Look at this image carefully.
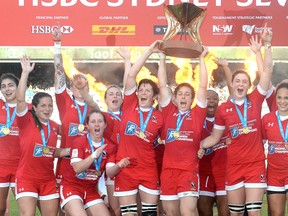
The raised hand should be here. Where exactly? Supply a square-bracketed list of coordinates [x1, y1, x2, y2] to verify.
[52, 23, 62, 42]
[249, 35, 262, 53]
[116, 47, 131, 60]
[20, 55, 35, 74]
[72, 74, 88, 90]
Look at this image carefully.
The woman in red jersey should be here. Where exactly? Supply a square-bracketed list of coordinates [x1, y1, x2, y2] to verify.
[200, 25, 273, 216]
[0, 73, 20, 216]
[15, 56, 70, 216]
[262, 82, 288, 216]
[114, 40, 163, 216]
[60, 109, 130, 216]
[157, 46, 208, 216]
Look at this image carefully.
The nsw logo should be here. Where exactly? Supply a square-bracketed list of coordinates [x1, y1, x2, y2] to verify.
[125, 121, 137, 135]
[230, 127, 239, 138]
[212, 25, 233, 35]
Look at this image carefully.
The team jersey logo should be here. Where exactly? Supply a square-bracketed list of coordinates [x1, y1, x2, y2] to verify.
[0, 124, 7, 137]
[205, 147, 213, 155]
[33, 146, 44, 157]
[268, 144, 275, 154]
[230, 127, 239, 138]
[166, 128, 177, 143]
[69, 125, 79, 136]
[76, 171, 87, 179]
[125, 121, 137, 135]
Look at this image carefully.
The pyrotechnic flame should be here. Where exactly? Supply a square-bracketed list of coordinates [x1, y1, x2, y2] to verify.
[136, 66, 158, 84]
[62, 54, 107, 110]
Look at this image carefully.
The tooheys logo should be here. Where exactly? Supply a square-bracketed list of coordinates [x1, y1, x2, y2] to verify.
[92, 25, 135, 35]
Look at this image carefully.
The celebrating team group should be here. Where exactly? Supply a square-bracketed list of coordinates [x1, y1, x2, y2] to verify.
[0, 23, 287, 216]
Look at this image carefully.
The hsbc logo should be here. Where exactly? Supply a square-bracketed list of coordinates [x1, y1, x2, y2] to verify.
[31, 25, 74, 34]
[212, 25, 233, 35]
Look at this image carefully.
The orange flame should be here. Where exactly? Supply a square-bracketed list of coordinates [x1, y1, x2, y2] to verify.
[62, 54, 107, 110]
[136, 66, 158, 84]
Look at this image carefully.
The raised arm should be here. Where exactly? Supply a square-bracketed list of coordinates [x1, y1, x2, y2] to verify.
[116, 47, 131, 87]
[16, 56, 35, 114]
[258, 23, 273, 92]
[52, 25, 66, 91]
[157, 53, 171, 105]
[125, 40, 163, 93]
[215, 58, 233, 95]
[72, 74, 100, 110]
[196, 46, 209, 104]
[249, 34, 263, 76]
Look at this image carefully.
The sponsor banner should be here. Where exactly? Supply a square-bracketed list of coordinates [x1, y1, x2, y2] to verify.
[0, 1, 287, 46]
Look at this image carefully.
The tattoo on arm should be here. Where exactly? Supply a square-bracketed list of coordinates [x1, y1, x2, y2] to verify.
[54, 54, 66, 90]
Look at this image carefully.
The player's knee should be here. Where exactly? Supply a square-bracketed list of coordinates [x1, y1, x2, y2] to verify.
[228, 203, 245, 214]
[120, 203, 137, 215]
[245, 201, 262, 212]
[141, 202, 157, 216]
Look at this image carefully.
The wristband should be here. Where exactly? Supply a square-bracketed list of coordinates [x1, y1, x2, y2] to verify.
[101, 194, 106, 200]
[264, 43, 271, 49]
[54, 42, 61, 54]
[90, 149, 99, 159]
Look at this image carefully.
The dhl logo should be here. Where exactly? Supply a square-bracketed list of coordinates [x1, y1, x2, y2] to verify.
[92, 25, 135, 35]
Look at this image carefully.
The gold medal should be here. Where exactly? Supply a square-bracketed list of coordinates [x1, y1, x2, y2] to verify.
[174, 131, 179, 139]
[95, 170, 102, 176]
[242, 127, 250, 134]
[78, 124, 85, 132]
[157, 137, 163, 144]
[139, 132, 145, 139]
[285, 143, 288, 151]
[43, 146, 50, 154]
[3, 127, 10, 135]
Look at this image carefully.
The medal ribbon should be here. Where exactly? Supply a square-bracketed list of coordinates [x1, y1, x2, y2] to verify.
[88, 134, 104, 171]
[5, 103, 17, 129]
[40, 121, 51, 148]
[107, 110, 122, 121]
[176, 110, 191, 132]
[72, 98, 88, 125]
[139, 107, 154, 133]
[276, 111, 288, 143]
[232, 98, 248, 128]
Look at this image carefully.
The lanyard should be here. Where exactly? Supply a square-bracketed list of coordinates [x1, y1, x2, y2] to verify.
[88, 134, 104, 171]
[175, 110, 191, 132]
[107, 110, 122, 121]
[138, 107, 154, 133]
[72, 98, 88, 125]
[5, 103, 16, 128]
[232, 98, 248, 128]
[276, 111, 288, 143]
[40, 121, 51, 147]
